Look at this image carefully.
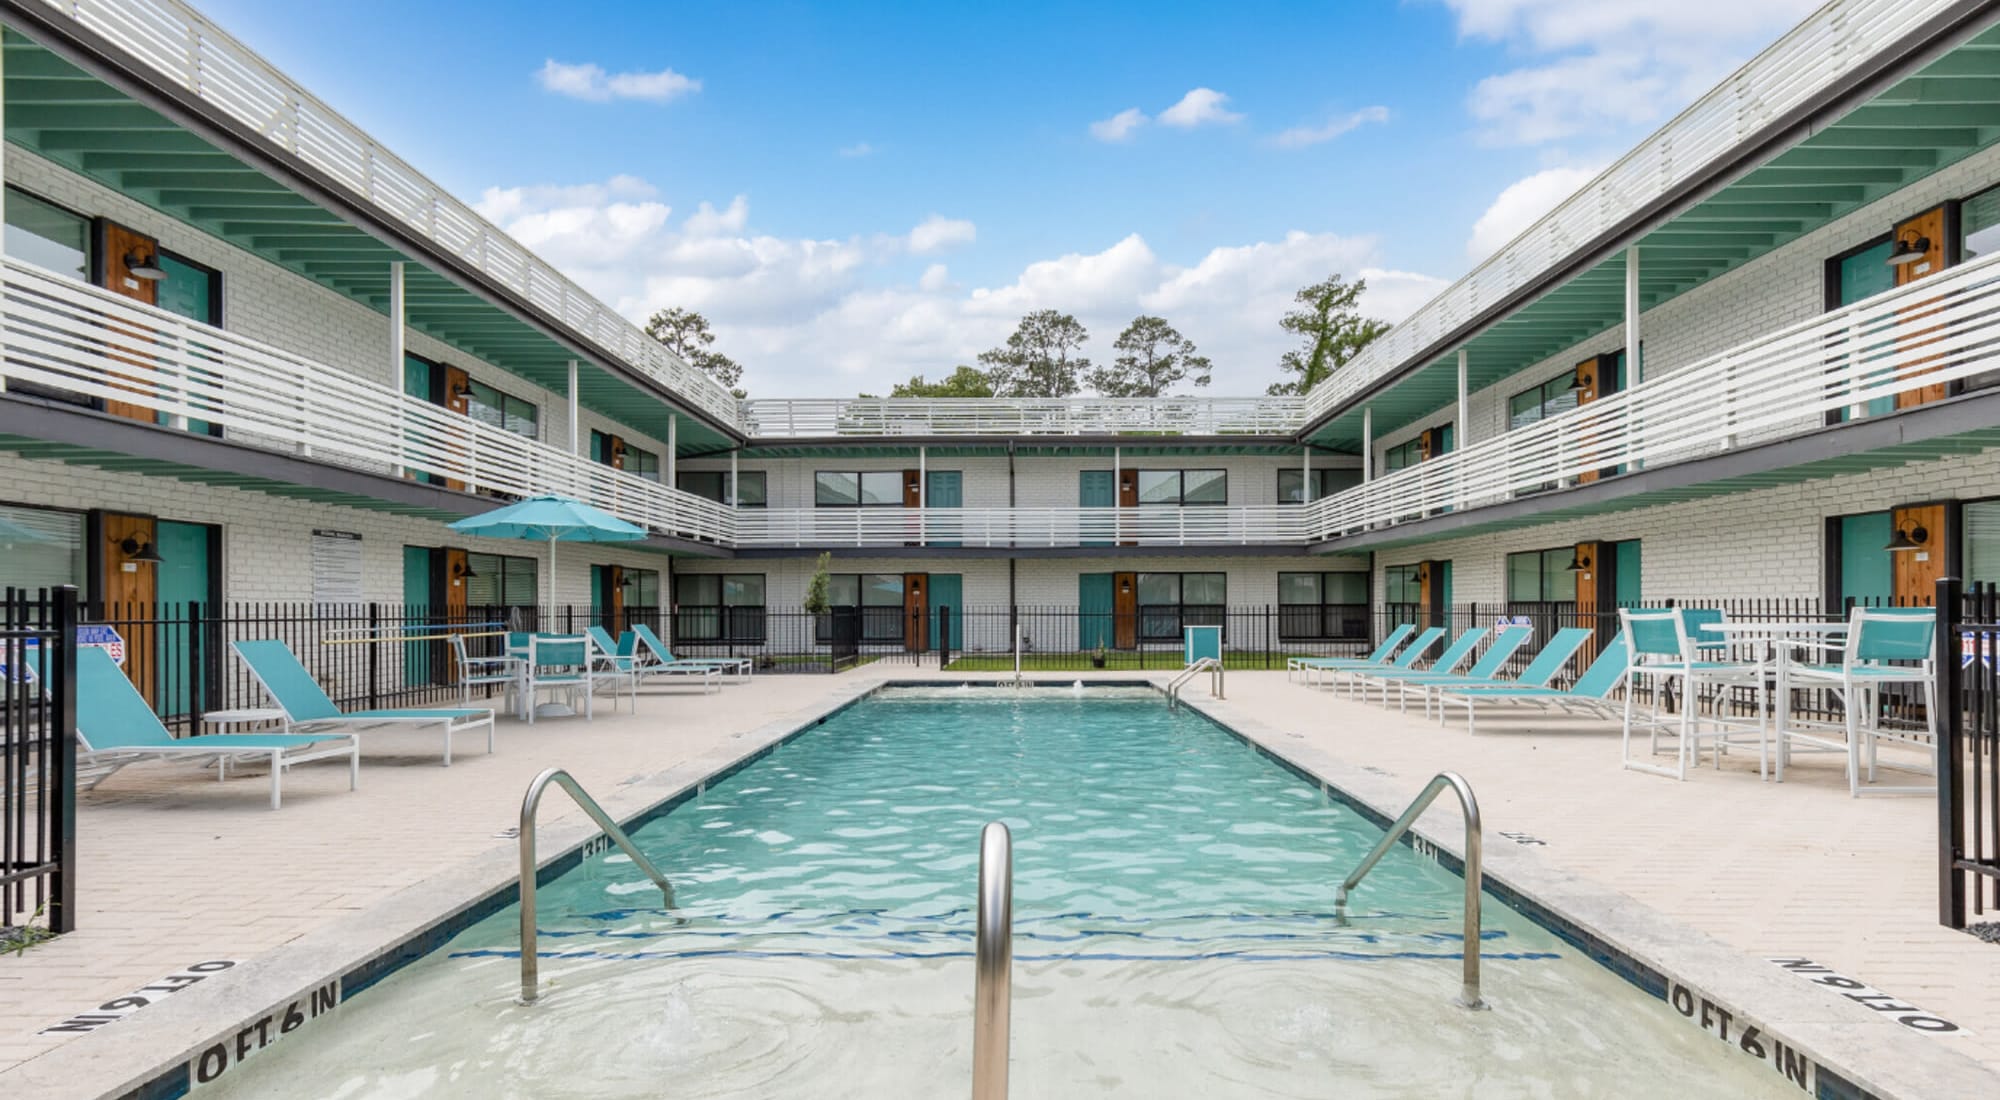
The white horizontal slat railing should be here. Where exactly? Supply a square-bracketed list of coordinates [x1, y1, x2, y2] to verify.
[731, 505, 1308, 548]
[1302, 250, 2000, 540]
[739, 396, 1308, 437]
[0, 259, 735, 543]
[29, 0, 744, 432]
[1301, 0, 1959, 425]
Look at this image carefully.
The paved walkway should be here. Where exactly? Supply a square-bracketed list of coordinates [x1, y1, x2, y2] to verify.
[3, 667, 1996, 1088]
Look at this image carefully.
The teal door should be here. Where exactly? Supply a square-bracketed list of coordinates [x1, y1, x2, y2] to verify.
[1436, 561, 1453, 627]
[1079, 573, 1115, 650]
[1080, 471, 1115, 547]
[927, 470, 963, 547]
[404, 355, 438, 483]
[1612, 540, 1642, 608]
[1835, 242, 1897, 421]
[403, 546, 437, 685]
[154, 521, 213, 717]
[1838, 513, 1893, 608]
[928, 573, 963, 649]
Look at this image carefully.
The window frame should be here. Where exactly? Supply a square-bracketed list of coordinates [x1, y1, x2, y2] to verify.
[1504, 547, 1578, 605]
[464, 551, 539, 607]
[3, 185, 92, 284]
[815, 470, 904, 507]
[1133, 570, 1226, 641]
[464, 378, 539, 441]
[813, 572, 905, 642]
[674, 571, 767, 642]
[1278, 467, 1360, 504]
[154, 248, 223, 327]
[1277, 570, 1369, 641]
[1133, 469, 1229, 507]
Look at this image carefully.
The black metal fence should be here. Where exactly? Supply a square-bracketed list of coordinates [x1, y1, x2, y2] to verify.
[3, 586, 77, 936]
[1939, 578, 2000, 930]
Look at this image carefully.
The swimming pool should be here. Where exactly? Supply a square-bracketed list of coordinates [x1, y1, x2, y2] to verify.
[203, 687, 1795, 1097]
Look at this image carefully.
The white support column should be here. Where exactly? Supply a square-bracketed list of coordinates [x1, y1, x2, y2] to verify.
[666, 413, 678, 487]
[1456, 347, 1469, 440]
[1362, 407, 1374, 482]
[729, 449, 739, 506]
[388, 261, 405, 474]
[1113, 446, 1122, 544]
[1301, 446, 1312, 503]
[1625, 247, 1641, 383]
[918, 445, 928, 545]
[567, 359, 580, 456]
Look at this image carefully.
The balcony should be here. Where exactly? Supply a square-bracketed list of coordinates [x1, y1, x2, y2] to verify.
[732, 506, 1307, 549]
[739, 396, 1307, 438]
[1304, 249, 2000, 540]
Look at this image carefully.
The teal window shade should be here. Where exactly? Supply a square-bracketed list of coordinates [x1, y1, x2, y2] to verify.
[4, 188, 88, 280]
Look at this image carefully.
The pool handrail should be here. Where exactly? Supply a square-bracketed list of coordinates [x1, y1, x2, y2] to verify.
[1166, 657, 1223, 708]
[517, 767, 676, 1005]
[973, 820, 1013, 1099]
[1333, 771, 1487, 1010]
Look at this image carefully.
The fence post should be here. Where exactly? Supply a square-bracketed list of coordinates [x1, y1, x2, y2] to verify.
[1264, 606, 1273, 670]
[366, 603, 382, 712]
[187, 601, 206, 733]
[50, 585, 79, 933]
[1937, 575, 1965, 929]
[939, 605, 952, 671]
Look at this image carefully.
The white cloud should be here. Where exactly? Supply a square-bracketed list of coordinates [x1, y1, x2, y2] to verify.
[907, 215, 977, 255]
[1271, 105, 1390, 149]
[1090, 107, 1147, 143]
[475, 175, 1444, 396]
[1465, 164, 1602, 260]
[1158, 87, 1242, 129]
[838, 142, 874, 158]
[1438, 0, 1820, 144]
[536, 59, 702, 103]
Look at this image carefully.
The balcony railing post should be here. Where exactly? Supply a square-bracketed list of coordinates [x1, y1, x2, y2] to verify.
[1937, 575, 1965, 929]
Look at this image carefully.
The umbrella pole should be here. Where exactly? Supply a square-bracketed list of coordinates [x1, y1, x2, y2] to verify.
[533, 531, 577, 719]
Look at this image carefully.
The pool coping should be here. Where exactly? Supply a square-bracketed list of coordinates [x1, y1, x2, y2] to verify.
[10, 676, 1995, 1099]
[1176, 687, 2000, 1100]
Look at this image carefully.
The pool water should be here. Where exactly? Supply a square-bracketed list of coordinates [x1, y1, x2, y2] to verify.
[206, 688, 1793, 1098]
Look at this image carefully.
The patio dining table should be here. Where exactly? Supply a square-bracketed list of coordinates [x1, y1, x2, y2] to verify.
[505, 633, 594, 719]
[1709, 621, 1849, 781]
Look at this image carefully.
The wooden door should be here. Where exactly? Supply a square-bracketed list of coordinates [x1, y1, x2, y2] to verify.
[98, 221, 162, 423]
[1572, 541, 1602, 668]
[1893, 205, 1951, 410]
[1117, 470, 1139, 546]
[902, 572, 928, 652]
[1113, 572, 1138, 649]
[444, 548, 470, 615]
[1890, 503, 1948, 606]
[606, 565, 626, 634]
[441, 366, 471, 490]
[1573, 358, 1603, 484]
[99, 511, 159, 703]
[1417, 561, 1437, 627]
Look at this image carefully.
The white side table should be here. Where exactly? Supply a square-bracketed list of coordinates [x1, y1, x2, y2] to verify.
[201, 707, 290, 734]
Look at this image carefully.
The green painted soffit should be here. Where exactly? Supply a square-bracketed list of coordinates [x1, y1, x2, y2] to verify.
[1305, 22, 2000, 453]
[1323, 426, 2000, 554]
[728, 440, 1318, 459]
[0, 30, 730, 454]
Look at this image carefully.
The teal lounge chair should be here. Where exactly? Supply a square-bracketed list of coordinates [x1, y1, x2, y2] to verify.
[232, 640, 495, 765]
[1308, 627, 1445, 694]
[1389, 627, 1589, 718]
[1286, 624, 1413, 682]
[586, 626, 714, 697]
[1437, 633, 1630, 734]
[632, 624, 750, 683]
[69, 646, 357, 809]
[1360, 626, 1537, 712]
[1345, 628, 1490, 705]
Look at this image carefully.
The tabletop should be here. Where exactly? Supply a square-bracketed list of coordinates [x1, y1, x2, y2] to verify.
[1709, 621, 1848, 634]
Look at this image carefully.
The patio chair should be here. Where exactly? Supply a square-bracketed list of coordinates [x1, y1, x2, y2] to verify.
[1310, 626, 1445, 695]
[1286, 624, 1413, 682]
[1345, 627, 1495, 707]
[68, 646, 357, 810]
[1618, 609, 1768, 781]
[585, 626, 709, 699]
[448, 633, 523, 718]
[231, 639, 496, 765]
[1436, 633, 1629, 734]
[521, 634, 603, 722]
[632, 624, 751, 683]
[1367, 626, 1549, 714]
[1785, 606, 1937, 797]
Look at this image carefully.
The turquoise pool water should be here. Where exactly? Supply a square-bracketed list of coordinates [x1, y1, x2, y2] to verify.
[206, 687, 1793, 1098]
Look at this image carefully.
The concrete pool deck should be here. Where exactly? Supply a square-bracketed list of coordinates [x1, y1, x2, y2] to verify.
[0, 668, 1995, 1097]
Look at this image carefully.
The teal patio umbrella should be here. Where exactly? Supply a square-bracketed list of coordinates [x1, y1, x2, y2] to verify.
[447, 495, 647, 602]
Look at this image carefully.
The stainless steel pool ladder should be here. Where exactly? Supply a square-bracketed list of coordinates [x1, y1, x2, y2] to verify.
[516, 767, 675, 1006]
[1166, 657, 1223, 708]
[973, 820, 1013, 1100]
[1334, 771, 1487, 1010]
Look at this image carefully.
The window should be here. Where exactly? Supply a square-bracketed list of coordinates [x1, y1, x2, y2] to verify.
[0, 503, 86, 593]
[156, 252, 221, 326]
[1279, 571, 1368, 640]
[466, 381, 538, 440]
[1505, 548, 1578, 604]
[815, 471, 903, 506]
[622, 442, 661, 482]
[1966, 501, 2000, 587]
[813, 572, 905, 642]
[465, 553, 538, 607]
[1382, 439, 1423, 472]
[3, 188, 89, 281]
[1963, 185, 2000, 263]
[1509, 376, 1578, 430]
[1135, 470, 1228, 506]
[1135, 571, 1225, 641]
[679, 470, 767, 506]
[675, 572, 765, 641]
[1279, 468, 1361, 504]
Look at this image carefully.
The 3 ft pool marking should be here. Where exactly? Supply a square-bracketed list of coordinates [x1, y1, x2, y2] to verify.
[1667, 979, 1817, 1093]
[1767, 958, 1965, 1035]
[188, 977, 342, 1088]
[41, 961, 238, 1034]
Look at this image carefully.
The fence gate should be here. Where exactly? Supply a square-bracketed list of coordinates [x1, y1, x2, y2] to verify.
[2, 586, 79, 936]
[1939, 578, 2000, 929]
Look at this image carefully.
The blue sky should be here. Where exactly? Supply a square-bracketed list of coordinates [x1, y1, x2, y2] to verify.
[193, 0, 1820, 396]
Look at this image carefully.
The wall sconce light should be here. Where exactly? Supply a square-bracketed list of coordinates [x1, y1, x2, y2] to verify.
[1887, 230, 1932, 268]
[123, 251, 167, 281]
[1884, 523, 1930, 552]
[1568, 369, 1592, 392]
[452, 560, 479, 579]
[1565, 550, 1593, 572]
[1119, 577, 1133, 595]
[114, 534, 164, 563]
